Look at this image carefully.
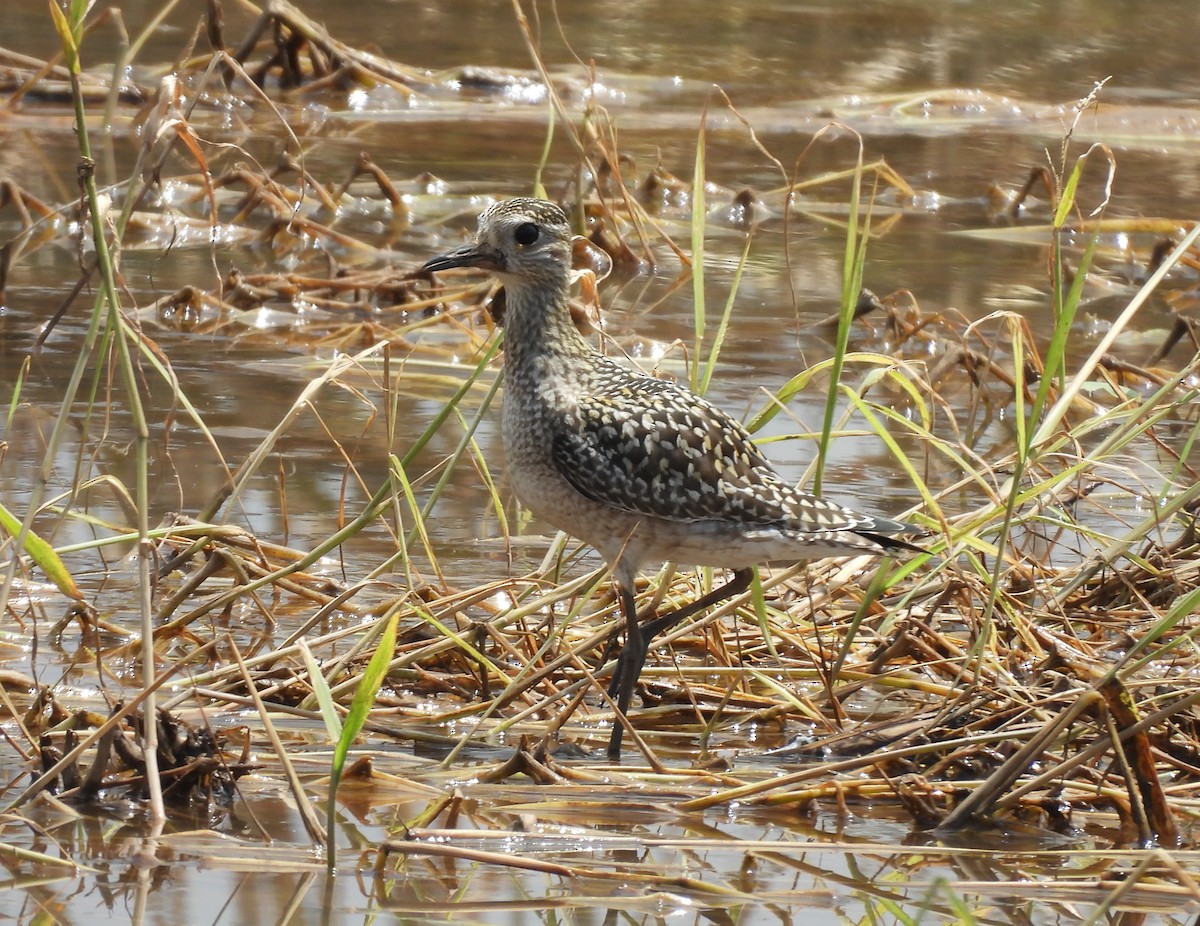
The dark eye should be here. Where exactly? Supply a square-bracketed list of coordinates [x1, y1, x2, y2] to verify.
[514, 222, 540, 246]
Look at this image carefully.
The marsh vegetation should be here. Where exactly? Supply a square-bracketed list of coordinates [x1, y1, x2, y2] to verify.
[5, 2, 1200, 923]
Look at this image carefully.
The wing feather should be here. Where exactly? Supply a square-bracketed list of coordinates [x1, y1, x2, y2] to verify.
[550, 373, 867, 531]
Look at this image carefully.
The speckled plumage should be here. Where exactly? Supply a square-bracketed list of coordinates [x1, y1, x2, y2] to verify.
[423, 197, 923, 758]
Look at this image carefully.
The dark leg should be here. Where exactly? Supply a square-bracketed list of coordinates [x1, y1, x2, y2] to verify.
[606, 568, 754, 760]
[607, 582, 645, 712]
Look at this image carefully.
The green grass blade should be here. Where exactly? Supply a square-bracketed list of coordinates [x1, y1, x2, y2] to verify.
[814, 142, 867, 495]
[699, 231, 752, 395]
[1035, 149, 1102, 418]
[1032, 221, 1200, 448]
[5, 356, 29, 431]
[0, 501, 82, 601]
[690, 97, 709, 392]
[299, 640, 343, 743]
[326, 609, 399, 874]
[401, 365, 504, 557]
[390, 454, 442, 582]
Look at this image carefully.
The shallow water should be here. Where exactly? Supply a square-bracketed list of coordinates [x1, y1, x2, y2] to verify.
[4, 1, 1200, 924]
[5, 0, 1200, 562]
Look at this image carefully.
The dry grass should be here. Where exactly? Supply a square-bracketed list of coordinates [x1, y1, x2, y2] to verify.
[4, 1, 1200, 920]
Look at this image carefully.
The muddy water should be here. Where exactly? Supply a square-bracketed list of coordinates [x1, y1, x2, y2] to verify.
[4, 0, 1200, 571]
[4, 1, 1200, 924]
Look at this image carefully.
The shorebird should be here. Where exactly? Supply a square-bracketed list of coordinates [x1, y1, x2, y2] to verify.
[423, 197, 923, 759]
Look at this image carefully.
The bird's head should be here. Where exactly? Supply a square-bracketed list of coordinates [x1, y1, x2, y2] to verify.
[422, 198, 572, 290]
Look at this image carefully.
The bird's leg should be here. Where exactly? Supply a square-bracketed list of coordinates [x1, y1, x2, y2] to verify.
[604, 580, 645, 760]
[606, 568, 754, 759]
[641, 568, 754, 642]
[607, 581, 645, 709]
